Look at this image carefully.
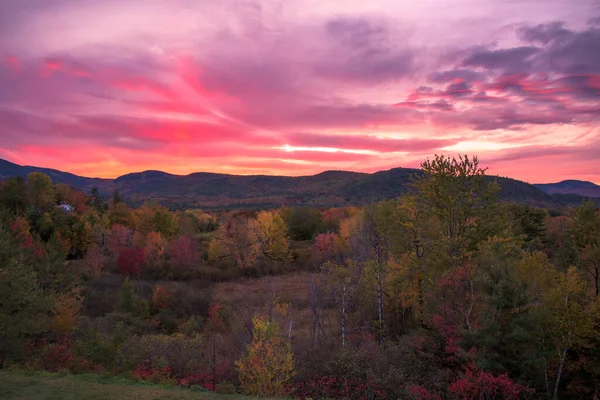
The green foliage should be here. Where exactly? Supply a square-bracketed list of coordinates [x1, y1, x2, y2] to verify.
[571, 200, 600, 296]
[25, 172, 55, 211]
[281, 207, 323, 240]
[0, 177, 27, 215]
[0, 223, 54, 368]
[411, 154, 503, 265]
[117, 278, 148, 318]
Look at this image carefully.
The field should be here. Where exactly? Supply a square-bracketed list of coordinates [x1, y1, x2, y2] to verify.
[0, 370, 273, 400]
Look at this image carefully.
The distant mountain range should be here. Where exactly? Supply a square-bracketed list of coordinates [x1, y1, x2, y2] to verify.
[1, 158, 597, 210]
[535, 180, 600, 198]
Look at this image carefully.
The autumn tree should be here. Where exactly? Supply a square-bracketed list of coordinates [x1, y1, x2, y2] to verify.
[168, 235, 199, 268]
[151, 284, 170, 312]
[236, 316, 294, 396]
[256, 210, 292, 261]
[117, 247, 145, 276]
[83, 244, 106, 277]
[143, 231, 167, 264]
[106, 224, 134, 256]
[51, 288, 82, 335]
[209, 216, 261, 268]
[323, 261, 360, 346]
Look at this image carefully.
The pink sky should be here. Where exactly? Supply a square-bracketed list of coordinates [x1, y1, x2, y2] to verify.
[0, 0, 599, 183]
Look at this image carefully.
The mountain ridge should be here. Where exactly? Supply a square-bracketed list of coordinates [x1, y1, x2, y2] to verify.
[1, 158, 597, 209]
[535, 180, 600, 198]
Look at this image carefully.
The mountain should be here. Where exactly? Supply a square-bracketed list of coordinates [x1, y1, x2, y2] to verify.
[0, 158, 594, 209]
[535, 180, 600, 198]
[0, 158, 105, 188]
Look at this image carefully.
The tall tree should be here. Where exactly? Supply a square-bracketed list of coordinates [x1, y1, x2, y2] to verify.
[25, 172, 55, 211]
[571, 200, 600, 296]
[411, 154, 501, 266]
[540, 267, 596, 399]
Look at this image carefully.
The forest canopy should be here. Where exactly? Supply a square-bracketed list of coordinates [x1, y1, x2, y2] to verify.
[0, 155, 599, 400]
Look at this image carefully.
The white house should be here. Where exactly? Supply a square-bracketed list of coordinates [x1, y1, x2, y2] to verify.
[57, 203, 74, 212]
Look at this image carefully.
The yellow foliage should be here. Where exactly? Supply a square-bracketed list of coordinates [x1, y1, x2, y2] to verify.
[52, 288, 82, 335]
[256, 211, 291, 261]
[236, 316, 294, 397]
[144, 231, 167, 263]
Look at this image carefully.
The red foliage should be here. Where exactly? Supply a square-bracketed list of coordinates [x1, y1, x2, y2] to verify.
[313, 232, 338, 264]
[291, 375, 386, 400]
[10, 219, 44, 261]
[168, 234, 199, 268]
[407, 385, 441, 400]
[106, 224, 134, 256]
[448, 363, 533, 400]
[432, 265, 479, 363]
[40, 338, 75, 372]
[151, 284, 170, 311]
[133, 362, 172, 383]
[178, 372, 215, 391]
[117, 247, 145, 276]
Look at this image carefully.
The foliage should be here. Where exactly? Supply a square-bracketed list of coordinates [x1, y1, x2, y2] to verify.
[117, 248, 145, 276]
[448, 363, 533, 400]
[236, 316, 294, 396]
[0, 222, 55, 368]
[1, 160, 599, 399]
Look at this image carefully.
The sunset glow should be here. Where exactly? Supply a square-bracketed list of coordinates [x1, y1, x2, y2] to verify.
[1, 0, 599, 183]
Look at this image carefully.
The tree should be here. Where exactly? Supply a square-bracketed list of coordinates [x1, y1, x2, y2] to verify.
[168, 235, 198, 268]
[117, 277, 148, 317]
[112, 190, 122, 206]
[51, 288, 82, 335]
[411, 154, 501, 266]
[25, 172, 55, 211]
[281, 207, 323, 241]
[143, 231, 167, 264]
[0, 177, 26, 215]
[236, 316, 294, 396]
[209, 217, 261, 268]
[89, 187, 104, 210]
[83, 244, 106, 277]
[256, 211, 292, 261]
[106, 224, 134, 256]
[571, 200, 600, 296]
[540, 267, 596, 399]
[151, 285, 170, 312]
[0, 222, 53, 369]
[117, 247, 145, 276]
[323, 261, 360, 346]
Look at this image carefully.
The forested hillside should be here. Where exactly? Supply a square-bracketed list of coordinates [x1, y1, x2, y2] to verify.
[1, 155, 599, 399]
[2, 158, 595, 210]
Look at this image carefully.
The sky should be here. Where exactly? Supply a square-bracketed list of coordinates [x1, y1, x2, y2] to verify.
[0, 0, 599, 183]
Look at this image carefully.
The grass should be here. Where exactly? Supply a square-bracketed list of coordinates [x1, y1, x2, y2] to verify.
[0, 370, 270, 400]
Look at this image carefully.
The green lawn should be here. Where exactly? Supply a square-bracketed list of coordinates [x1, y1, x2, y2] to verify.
[0, 370, 267, 400]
